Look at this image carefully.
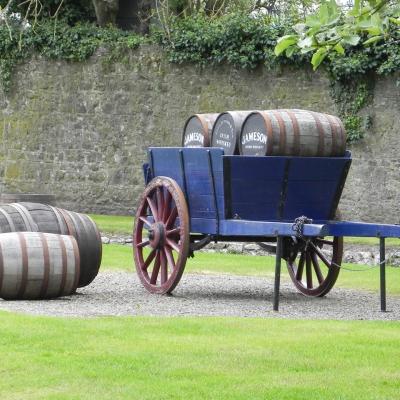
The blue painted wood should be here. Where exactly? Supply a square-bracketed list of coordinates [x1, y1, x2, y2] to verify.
[148, 147, 224, 234]
[224, 154, 351, 222]
[325, 221, 400, 238]
[219, 219, 329, 237]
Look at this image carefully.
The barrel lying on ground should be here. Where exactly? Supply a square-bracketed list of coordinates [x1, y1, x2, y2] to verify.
[0, 203, 102, 288]
[211, 111, 255, 155]
[182, 113, 219, 148]
[0, 232, 80, 300]
[239, 109, 346, 156]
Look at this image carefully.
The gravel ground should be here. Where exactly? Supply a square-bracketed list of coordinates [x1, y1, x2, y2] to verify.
[0, 271, 399, 320]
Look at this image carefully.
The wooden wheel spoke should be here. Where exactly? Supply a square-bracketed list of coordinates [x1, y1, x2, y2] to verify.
[164, 246, 175, 271]
[137, 239, 150, 248]
[160, 249, 168, 284]
[309, 241, 332, 269]
[315, 238, 334, 246]
[285, 235, 342, 297]
[165, 206, 178, 228]
[134, 177, 189, 294]
[156, 188, 165, 221]
[166, 227, 181, 237]
[166, 238, 180, 253]
[296, 252, 305, 281]
[311, 252, 324, 284]
[150, 251, 161, 284]
[142, 248, 157, 270]
[162, 190, 172, 222]
[146, 196, 159, 222]
[305, 252, 313, 289]
[139, 216, 152, 228]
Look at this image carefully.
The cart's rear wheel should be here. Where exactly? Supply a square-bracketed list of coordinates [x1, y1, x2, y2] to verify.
[133, 177, 189, 294]
[285, 236, 343, 297]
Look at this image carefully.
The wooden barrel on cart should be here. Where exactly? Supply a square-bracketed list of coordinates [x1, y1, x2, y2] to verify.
[182, 113, 219, 147]
[211, 111, 255, 155]
[239, 109, 346, 156]
[0, 232, 80, 300]
[0, 203, 102, 288]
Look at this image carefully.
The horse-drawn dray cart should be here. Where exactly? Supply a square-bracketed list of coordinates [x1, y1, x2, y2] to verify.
[133, 147, 400, 311]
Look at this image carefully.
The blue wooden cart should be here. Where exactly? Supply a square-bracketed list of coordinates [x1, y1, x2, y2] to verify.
[133, 147, 400, 311]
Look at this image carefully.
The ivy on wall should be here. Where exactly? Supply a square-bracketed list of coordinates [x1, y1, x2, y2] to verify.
[1, 13, 399, 142]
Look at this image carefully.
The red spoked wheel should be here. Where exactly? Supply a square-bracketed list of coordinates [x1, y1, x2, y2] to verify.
[285, 236, 343, 297]
[133, 177, 190, 294]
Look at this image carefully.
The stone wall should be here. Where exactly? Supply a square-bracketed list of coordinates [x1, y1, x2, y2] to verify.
[0, 46, 399, 223]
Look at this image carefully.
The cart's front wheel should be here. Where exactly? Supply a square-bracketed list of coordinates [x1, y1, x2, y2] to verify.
[286, 236, 343, 297]
[133, 177, 190, 294]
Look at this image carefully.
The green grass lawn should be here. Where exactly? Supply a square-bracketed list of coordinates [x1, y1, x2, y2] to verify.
[1, 217, 399, 399]
[102, 244, 400, 294]
[90, 214, 400, 247]
[0, 312, 399, 400]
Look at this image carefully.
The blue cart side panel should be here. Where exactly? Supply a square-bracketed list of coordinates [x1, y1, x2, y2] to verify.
[224, 152, 351, 222]
[148, 147, 224, 234]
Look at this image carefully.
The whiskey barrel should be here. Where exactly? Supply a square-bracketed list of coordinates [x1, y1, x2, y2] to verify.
[239, 109, 346, 156]
[0, 203, 102, 288]
[211, 111, 255, 155]
[182, 113, 219, 147]
[0, 232, 80, 300]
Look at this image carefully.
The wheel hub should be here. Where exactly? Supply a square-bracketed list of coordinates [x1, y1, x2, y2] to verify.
[148, 222, 166, 249]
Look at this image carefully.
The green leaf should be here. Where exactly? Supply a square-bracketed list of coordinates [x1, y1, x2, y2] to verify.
[311, 48, 328, 70]
[298, 36, 313, 49]
[341, 35, 361, 46]
[285, 46, 296, 57]
[305, 14, 322, 28]
[363, 35, 383, 45]
[274, 35, 298, 56]
[334, 43, 345, 55]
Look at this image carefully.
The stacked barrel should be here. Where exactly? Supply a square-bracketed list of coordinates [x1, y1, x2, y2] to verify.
[182, 109, 346, 156]
[0, 202, 102, 300]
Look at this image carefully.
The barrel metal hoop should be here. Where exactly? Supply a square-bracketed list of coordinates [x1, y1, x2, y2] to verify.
[9, 203, 39, 232]
[38, 232, 50, 298]
[284, 110, 301, 156]
[0, 208, 15, 232]
[272, 110, 287, 154]
[70, 236, 81, 291]
[260, 112, 274, 155]
[326, 114, 339, 156]
[310, 111, 325, 156]
[335, 116, 347, 150]
[56, 208, 76, 237]
[17, 232, 29, 298]
[49, 206, 69, 235]
[56, 235, 68, 297]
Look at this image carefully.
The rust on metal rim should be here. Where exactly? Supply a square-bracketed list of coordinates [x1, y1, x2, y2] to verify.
[17, 232, 29, 298]
[39, 232, 50, 298]
[284, 110, 300, 155]
[71, 236, 81, 292]
[310, 111, 325, 156]
[50, 206, 68, 235]
[271, 110, 287, 154]
[56, 208, 76, 237]
[326, 114, 339, 156]
[9, 203, 38, 231]
[258, 111, 274, 155]
[57, 235, 68, 297]
[0, 242, 3, 293]
[0, 207, 15, 232]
